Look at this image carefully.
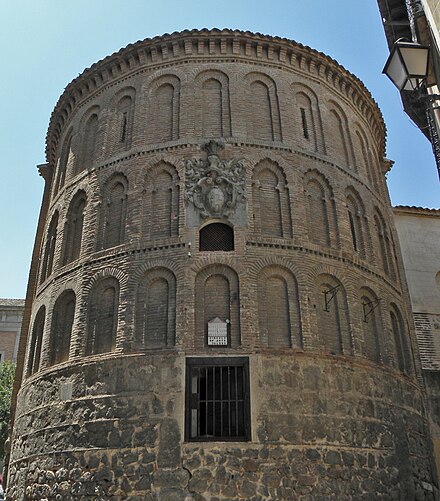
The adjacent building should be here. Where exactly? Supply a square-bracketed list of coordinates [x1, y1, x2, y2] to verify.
[394, 205, 440, 477]
[0, 299, 24, 363]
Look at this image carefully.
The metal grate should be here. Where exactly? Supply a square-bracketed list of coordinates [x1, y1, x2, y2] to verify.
[186, 358, 250, 441]
[199, 223, 234, 251]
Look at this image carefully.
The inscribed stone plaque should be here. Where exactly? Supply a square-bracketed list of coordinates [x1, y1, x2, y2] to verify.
[207, 317, 228, 346]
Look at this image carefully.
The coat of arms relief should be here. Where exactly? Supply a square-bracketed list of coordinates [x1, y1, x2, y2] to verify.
[184, 141, 246, 219]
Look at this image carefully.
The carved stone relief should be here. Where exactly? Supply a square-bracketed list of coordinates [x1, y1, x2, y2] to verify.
[185, 141, 246, 219]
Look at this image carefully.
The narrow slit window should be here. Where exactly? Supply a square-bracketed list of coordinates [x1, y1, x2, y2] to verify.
[300, 107, 309, 140]
[120, 112, 128, 143]
[348, 210, 358, 251]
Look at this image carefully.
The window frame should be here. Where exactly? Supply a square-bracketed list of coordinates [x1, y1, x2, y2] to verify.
[185, 357, 251, 442]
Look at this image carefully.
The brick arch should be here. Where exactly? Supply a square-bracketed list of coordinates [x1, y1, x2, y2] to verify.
[61, 190, 87, 265]
[97, 172, 129, 250]
[76, 105, 101, 175]
[122, 261, 178, 350]
[49, 289, 76, 366]
[257, 265, 302, 349]
[96, 162, 133, 184]
[389, 302, 413, 374]
[359, 286, 383, 365]
[244, 72, 282, 142]
[344, 185, 365, 210]
[62, 176, 95, 211]
[370, 145, 387, 197]
[77, 104, 100, 126]
[194, 69, 231, 138]
[86, 276, 120, 355]
[303, 169, 339, 248]
[142, 161, 180, 241]
[26, 305, 46, 377]
[109, 86, 136, 151]
[54, 127, 74, 195]
[134, 267, 176, 350]
[312, 273, 353, 356]
[251, 159, 292, 238]
[194, 264, 240, 349]
[148, 74, 180, 142]
[291, 83, 325, 154]
[247, 155, 302, 201]
[244, 71, 278, 90]
[40, 210, 59, 284]
[247, 255, 306, 285]
[112, 86, 136, 108]
[326, 100, 355, 169]
[146, 71, 181, 93]
[345, 185, 369, 259]
[129, 259, 184, 286]
[83, 267, 128, 295]
[354, 125, 378, 189]
[303, 168, 334, 194]
[373, 207, 396, 280]
[307, 263, 346, 284]
[49, 275, 83, 300]
[189, 254, 239, 275]
[133, 153, 185, 186]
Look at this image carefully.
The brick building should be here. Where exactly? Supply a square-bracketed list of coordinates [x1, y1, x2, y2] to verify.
[0, 299, 24, 363]
[7, 30, 439, 499]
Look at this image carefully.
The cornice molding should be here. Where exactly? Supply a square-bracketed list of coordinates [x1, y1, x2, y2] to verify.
[393, 205, 440, 216]
[46, 29, 386, 168]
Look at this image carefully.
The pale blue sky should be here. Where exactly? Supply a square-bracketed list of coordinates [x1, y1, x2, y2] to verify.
[1, 0, 439, 297]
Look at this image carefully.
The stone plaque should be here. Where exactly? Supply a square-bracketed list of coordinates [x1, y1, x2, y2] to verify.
[60, 381, 73, 401]
[207, 317, 228, 346]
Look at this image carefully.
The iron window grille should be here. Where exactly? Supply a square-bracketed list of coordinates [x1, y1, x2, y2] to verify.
[185, 357, 250, 442]
[199, 223, 234, 251]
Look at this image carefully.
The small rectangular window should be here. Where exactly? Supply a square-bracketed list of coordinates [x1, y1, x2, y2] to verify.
[185, 357, 250, 442]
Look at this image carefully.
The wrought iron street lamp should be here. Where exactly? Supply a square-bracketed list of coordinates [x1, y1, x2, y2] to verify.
[383, 39, 430, 91]
[383, 39, 440, 178]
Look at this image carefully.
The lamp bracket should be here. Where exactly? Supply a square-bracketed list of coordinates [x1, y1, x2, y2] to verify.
[323, 285, 340, 312]
[362, 298, 381, 322]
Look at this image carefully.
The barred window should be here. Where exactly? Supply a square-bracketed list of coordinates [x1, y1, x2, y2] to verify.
[186, 357, 250, 441]
[199, 223, 234, 251]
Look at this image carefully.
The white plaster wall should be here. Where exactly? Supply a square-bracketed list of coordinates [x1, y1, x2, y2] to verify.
[394, 210, 440, 314]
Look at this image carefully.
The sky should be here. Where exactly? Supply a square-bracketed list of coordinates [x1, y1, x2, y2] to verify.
[0, 0, 439, 298]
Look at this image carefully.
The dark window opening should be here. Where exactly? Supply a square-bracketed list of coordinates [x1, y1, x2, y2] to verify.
[186, 357, 250, 442]
[199, 223, 234, 251]
[348, 211, 358, 251]
[120, 112, 128, 143]
[300, 107, 309, 139]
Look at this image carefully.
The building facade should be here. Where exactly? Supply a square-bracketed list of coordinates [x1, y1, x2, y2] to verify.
[7, 30, 439, 499]
[394, 205, 440, 479]
[0, 299, 24, 363]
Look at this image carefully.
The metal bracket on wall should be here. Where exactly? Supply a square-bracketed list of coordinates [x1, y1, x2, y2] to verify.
[362, 298, 381, 322]
[323, 285, 340, 312]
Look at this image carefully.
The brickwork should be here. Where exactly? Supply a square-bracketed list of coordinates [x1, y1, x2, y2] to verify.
[7, 30, 438, 499]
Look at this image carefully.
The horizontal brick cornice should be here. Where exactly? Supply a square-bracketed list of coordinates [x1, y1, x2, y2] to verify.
[45, 29, 386, 168]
